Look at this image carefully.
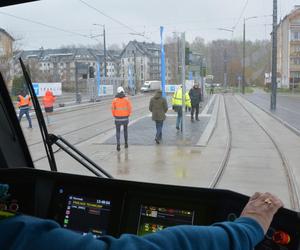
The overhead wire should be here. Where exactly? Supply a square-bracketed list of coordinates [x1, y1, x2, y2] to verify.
[232, 0, 249, 31]
[0, 11, 92, 39]
[78, 0, 141, 35]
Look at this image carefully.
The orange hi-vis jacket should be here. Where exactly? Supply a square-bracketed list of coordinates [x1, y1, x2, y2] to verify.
[111, 97, 132, 117]
[43, 90, 56, 108]
[17, 95, 32, 108]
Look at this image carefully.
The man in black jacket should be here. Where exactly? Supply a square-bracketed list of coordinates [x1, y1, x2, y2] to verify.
[189, 83, 202, 121]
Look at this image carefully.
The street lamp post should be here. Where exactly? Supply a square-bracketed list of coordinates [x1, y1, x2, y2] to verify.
[242, 16, 258, 94]
[218, 28, 234, 89]
[270, 0, 278, 110]
[181, 32, 186, 134]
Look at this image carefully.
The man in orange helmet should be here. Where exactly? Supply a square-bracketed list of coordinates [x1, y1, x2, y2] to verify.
[42, 89, 56, 124]
[17, 89, 32, 128]
[111, 86, 132, 151]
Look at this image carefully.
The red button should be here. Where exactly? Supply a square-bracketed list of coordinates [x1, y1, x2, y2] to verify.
[272, 230, 291, 245]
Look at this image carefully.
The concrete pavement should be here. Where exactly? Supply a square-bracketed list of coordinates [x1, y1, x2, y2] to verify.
[33, 93, 300, 210]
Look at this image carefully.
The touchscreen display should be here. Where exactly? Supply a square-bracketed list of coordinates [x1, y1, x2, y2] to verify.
[137, 205, 194, 236]
[63, 195, 111, 237]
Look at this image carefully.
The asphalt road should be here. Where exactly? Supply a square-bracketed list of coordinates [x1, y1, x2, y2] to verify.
[245, 89, 300, 132]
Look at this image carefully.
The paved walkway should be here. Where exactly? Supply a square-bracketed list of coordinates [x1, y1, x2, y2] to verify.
[104, 115, 210, 146]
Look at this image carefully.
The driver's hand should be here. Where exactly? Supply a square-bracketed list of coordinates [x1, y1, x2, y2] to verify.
[240, 192, 284, 233]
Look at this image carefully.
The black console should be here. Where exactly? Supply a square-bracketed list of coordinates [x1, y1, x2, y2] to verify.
[0, 168, 299, 250]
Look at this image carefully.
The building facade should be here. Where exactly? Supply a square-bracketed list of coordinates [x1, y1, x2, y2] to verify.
[0, 28, 15, 89]
[277, 6, 300, 88]
[14, 48, 119, 91]
[120, 41, 162, 91]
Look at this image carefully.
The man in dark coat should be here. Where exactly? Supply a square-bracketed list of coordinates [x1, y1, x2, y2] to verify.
[189, 83, 202, 121]
[149, 90, 168, 144]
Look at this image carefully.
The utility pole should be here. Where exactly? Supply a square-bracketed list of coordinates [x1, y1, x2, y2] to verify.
[75, 61, 79, 103]
[133, 51, 137, 95]
[177, 35, 181, 84]
[224, 48, 228, 89]
[270, 0, 278, 110]
[103, 25, 107, 78]
[93, 24, 107, 78]
[242, 17, 257, 94]
[242, 19, 246, 94]
[181, 32, 186, 134]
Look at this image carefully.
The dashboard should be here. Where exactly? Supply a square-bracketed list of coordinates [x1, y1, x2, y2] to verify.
[0, 168, 299, 249]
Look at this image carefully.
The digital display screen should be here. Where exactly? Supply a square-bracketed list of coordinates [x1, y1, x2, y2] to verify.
[63, 195, 111, 238]
[137, 205, 194, 236]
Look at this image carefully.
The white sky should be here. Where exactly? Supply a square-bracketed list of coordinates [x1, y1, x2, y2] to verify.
[0, 0, 299, 50]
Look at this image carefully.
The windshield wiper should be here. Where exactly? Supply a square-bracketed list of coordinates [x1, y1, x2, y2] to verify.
[19, 58, 112, 178]
[20, 58, 58, 172]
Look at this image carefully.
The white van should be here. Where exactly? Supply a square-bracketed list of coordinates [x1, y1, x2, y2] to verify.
[140, 81, 161, 92]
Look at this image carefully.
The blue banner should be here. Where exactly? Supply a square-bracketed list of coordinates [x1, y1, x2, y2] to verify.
[97, 62, 101, 96]
[128, 64, 133, 92]
[160, 26, 166, 97]
[189, 71, 193, 80]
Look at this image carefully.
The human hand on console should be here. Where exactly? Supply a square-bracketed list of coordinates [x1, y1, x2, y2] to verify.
[240, 192, 284, 234]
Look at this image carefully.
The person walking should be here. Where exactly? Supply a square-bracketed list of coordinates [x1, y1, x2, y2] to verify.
[172, 85, 191, 131]
[111, 86, 132, 151]
[17, 90, 32, 128]
[42, 89, 56, 124]
[149, 90, 168, 144]
[189, 83, 202, 121]
[210, 84, 214, 95]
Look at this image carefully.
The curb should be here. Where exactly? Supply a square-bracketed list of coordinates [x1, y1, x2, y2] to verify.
[197, 94, 219, 146]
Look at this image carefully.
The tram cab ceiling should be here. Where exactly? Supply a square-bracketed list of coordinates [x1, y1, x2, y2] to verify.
[0, 0, 37, 7]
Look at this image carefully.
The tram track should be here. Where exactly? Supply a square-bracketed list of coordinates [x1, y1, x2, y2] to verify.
[31, 106, 148, 163]
[210, 94, 300, 210]
[209, 94, 231, 189]
[28, 96, 148, 147]
[28, 94, 146, 121]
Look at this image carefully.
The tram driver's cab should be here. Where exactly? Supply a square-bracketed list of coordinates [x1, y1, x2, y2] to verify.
[0, 61, 299, 250]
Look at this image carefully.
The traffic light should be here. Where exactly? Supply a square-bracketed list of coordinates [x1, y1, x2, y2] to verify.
[89, 66, 95, 78]
[185, 47, 191, 65]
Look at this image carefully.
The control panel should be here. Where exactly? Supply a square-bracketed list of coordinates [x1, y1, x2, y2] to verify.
[0, 168, 299, 250]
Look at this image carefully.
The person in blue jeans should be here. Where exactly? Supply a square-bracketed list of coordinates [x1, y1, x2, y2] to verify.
[149, 90, 168, 144]
[0, 192, 283, 250]
[172, 86, 191, 131]
[17, 90, 32, 128]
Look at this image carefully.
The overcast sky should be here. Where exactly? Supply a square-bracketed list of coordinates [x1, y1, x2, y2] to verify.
[0, 0, 299, 50]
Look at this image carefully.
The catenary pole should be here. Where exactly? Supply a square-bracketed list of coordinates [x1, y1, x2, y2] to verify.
[242, 19, 246, 94]
[181, 32, 186, 134]
[271, 0, 277, 110]
[103, 25, 107, 78]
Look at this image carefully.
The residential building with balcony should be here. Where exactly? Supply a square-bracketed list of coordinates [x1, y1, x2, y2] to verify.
[14, 48, 119, 91]
[0, 28, 14, 89]
[120, 40, 161, 91]
[277, 6, 300, 88]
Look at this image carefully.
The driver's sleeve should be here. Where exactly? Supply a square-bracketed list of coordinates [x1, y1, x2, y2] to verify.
[0, 215, 264, 250]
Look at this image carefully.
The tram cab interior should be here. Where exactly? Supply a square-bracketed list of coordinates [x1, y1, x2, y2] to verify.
[1, 1, 300, 249]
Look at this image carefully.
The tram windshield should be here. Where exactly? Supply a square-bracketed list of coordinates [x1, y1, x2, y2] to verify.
[1, 0, 300, 213]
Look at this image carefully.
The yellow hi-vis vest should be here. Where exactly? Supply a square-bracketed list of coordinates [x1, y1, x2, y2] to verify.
[172, 87, 191, 107]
